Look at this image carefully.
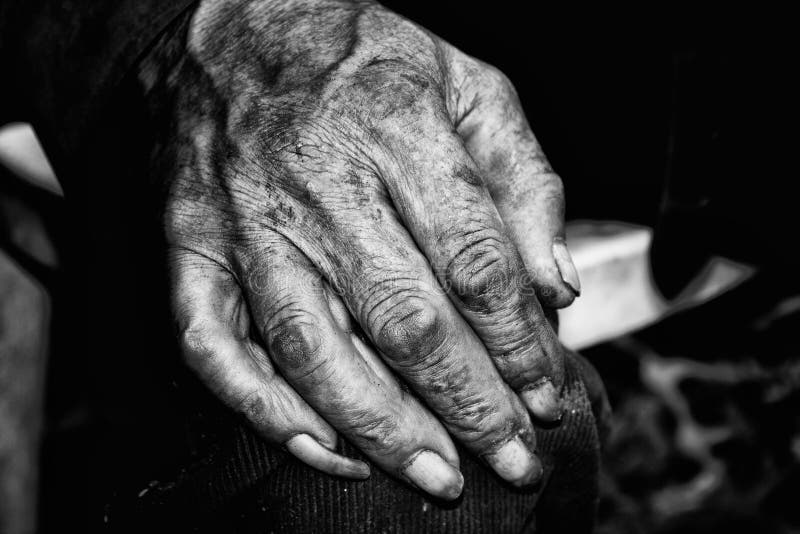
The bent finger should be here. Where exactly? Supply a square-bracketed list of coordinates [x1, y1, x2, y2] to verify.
[238, 239, 464, 499]
[169, 247, 369, 479]
[376, 115, 565, 422]
[301, 203, 544, 487]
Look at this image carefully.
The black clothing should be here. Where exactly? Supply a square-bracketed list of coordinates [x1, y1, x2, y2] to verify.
[1, 0, 196, 173]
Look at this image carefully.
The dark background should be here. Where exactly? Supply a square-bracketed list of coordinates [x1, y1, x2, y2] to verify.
[382, 3, 795, 275]
[371, 5, 798, 533]
[1, 3, 797, 533]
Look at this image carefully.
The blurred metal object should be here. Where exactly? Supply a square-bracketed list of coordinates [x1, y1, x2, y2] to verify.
[559, 221, 755, 350]
[0, 124, 59, 534]
[0, 123, 61, 196]
[0, 251, 50, 534]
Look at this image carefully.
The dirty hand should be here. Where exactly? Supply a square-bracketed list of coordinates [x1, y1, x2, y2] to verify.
[140, 0, 581, 500]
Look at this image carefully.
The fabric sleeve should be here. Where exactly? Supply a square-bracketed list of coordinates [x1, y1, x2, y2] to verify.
[1, 0, 197, 169]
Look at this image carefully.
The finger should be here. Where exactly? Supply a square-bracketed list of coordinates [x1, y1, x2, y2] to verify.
[375, 113, 565, 422]
[331, 287, 547, 487]
[452, 55, 580, 309]
[238, 239, 465, 499]
[324, 286, 406, 387]
[169, 247, 369, 479]
[294, 198, 544, 487]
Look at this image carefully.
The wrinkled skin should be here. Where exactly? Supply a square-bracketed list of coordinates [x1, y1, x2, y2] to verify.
[139, 0, 582, 500]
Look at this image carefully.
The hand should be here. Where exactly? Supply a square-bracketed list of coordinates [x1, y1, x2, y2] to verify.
[140, 0, 581, 500]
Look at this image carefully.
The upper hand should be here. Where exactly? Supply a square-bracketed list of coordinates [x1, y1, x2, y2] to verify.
[140, 0, 581, 500]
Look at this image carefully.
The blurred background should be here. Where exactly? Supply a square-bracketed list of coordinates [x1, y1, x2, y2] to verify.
[1, 4, 797, 533]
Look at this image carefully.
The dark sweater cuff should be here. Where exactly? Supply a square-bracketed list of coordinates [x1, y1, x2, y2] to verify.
[5, 0, 197, 171]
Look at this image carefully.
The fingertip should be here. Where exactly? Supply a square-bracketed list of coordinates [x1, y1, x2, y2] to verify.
[537, 276, 578, 309]
[401, 450, 464, 501]
[286, 433, 371, 480]
[521, 379, 563, 423]
[522, 252, 577, 309]
[483, 435, 543, 487]
[552, 238, 581, 298]
[344, 459, 372, 480]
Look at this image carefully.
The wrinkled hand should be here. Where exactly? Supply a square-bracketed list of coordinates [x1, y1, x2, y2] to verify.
[140, 0, 581, 500]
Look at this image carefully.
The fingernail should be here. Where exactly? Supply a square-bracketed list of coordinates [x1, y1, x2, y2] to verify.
[286, 434, 371, 479]
[484, 435, 543, 487]
[553, 238, 581, 296]
[521, 378, 562, 422]
[402, 450, 464, 500]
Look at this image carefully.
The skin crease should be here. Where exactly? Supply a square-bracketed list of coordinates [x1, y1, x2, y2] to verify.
[139, 0, 582, 498]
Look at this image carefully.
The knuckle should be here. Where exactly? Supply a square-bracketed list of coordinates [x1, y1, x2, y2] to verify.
[368, 290, 448, 365]
[535, 171, 565, 202]
[178, 325, 213, 364]
[352, 62, 440, 124]
[233, 388, 271, 424]
[420, 360, 510, 442]
[545, 171, 565, 192]
[481, 64, 518, 98]
[501, 323, 549, 361]
[447, 393, 513, 445]
[446, 230, 516, 310]
[478, 300, 560, 377]
[265, 310, 324, 371]
[164, 198, 205, 244]
[493, 334, 550, 385]
[347, 410, 403, 453]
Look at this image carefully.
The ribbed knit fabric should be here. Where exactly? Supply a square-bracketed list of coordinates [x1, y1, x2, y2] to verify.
[117, 351, 601, 533]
